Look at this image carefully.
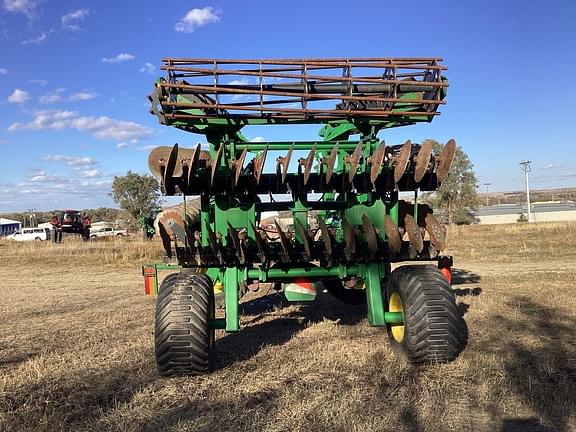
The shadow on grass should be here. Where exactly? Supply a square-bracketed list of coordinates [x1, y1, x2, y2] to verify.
[494, 296, 576, 432]
[214, 290, 366, 371]
[452, 268, 481, 285]
[0, 353, 158, 431]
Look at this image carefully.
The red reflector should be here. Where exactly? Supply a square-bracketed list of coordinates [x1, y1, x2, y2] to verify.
[441, 267, 452, 284]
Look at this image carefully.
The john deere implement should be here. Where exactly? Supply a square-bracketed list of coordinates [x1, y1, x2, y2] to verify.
[146, 58, 463, 376]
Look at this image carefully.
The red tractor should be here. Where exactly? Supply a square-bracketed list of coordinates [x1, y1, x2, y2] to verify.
[51, 210, 91, 242]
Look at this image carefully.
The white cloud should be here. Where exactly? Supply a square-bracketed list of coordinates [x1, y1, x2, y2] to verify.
[69, 91, 97, 101]
[101, 53, 135, 64]
[250, 136, 265, 142]
[29, 79, 47, 86]
[0, 139, 7, 144]
[174, 7, 220, 33]
[61, 8, 89, 30]
[45, 155, 97, 167]
[9, 110, 153, 142]
[2, 0, 38, 18]
[29, 171, 47, 181]
[0, 68, 7, 75]
[8, 88, 29, 104]
[39, 88, 97, 103]
[82, 169, 101, 178]
[139, 62, 155, 74]
[21, 32, 49, 45]
[39, 88, 65, 104]
[116, 142, 129, 149]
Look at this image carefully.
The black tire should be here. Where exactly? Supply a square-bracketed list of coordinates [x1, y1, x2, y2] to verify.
[386, 265, 463, 364]
[155, 272, 215, 376]
[158, 272, 180, 293]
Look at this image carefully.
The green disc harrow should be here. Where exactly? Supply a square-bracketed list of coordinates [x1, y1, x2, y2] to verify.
[146, 58, 464, 376]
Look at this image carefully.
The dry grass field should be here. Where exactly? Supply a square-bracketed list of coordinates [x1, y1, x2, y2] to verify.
[0, 223, 575, 432]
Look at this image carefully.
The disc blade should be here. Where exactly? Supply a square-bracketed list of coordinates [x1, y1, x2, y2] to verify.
[281, 146, 294, 184]
[348, 141, 363, 184]
[404, 213, 423, 253]
[324, 144, 339, 184]
[302, 144, 317, 186]
[362, 214, 378, 256]
[253, 145, 268, 185]
[384, 215, 401, 253]
[275, 220, 291, 262]
[232, 148, 248, 188]
[186, 143, 202, 190]
[227, 223, 246, 264]
[157, 221, 173, 258]
[425, 213, 446, 251]
[251, 222, 268, 263]
[370, 141, 386, 187]
[394, 140, 411, 184]
[342, 217, 356, 261]
[294, 219, 311, 260]
[148, 146, 173, 179]
[317, 216, 333, 257]
[414, 139, 433, 183]
[210, 145, 224, 188]
[437, 138, 456, 182]
[162, 144, 179, 195]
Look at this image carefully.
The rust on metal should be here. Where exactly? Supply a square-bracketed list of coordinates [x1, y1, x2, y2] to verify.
[437, 138, 456, 182]
[404, 214, 423, 253]
[275, 220, 291, 262]
[232, 147, 248, 188]
[384, 215, 402, 253]
[342, 217, 356, 261]
[362, 214, 379, 257]
[301, 144, 317, 186]
[347, 141, 363, 184]
[277, 145, 294, 184]
[425, 213, 446, 251]
[394, 140, 412, 184]
[323, 144, 339, 185]
[253, 145, 268, 185]
[227, 223, 246, 264]
[251, 222, 268, 263]
[414, 139, 433, 183]
[157, 222, 173, 258]
[317, 216, 333, 259]
[370, 141, 386, 187]
[152, 58, 448, 122]
[294, 220, 311, 260]
[185, 143, 202, 189]
[210, 144, 224, 188]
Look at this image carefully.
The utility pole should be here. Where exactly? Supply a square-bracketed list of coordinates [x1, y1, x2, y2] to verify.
[483, 182, 491, 207]
[520, 160, 532, 223]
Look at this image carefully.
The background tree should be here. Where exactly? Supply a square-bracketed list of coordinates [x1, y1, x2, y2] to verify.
[424, 140, 481, 224]
[111, 171, 162, 229]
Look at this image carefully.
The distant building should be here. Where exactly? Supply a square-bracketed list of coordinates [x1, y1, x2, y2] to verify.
[0, 218, 22, 236]
[474, 202, 576, 224]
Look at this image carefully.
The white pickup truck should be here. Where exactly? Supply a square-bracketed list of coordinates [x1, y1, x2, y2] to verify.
[89, 227, 127, 239]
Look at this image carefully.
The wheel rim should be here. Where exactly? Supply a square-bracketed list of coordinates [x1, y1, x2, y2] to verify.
[389, 292, 405, 342]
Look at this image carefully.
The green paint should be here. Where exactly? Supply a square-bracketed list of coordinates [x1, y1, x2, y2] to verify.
[364, 263, 387, 326]
[224, 267, 240, 332]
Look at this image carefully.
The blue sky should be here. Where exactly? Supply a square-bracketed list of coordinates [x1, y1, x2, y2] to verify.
[1, 0, 575, 212]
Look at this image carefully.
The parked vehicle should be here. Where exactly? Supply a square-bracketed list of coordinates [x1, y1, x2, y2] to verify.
[8, 227, 51, 242]
[89, 227, 127, 239]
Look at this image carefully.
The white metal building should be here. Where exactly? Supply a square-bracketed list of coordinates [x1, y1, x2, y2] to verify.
[0, 218, 22, 236]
